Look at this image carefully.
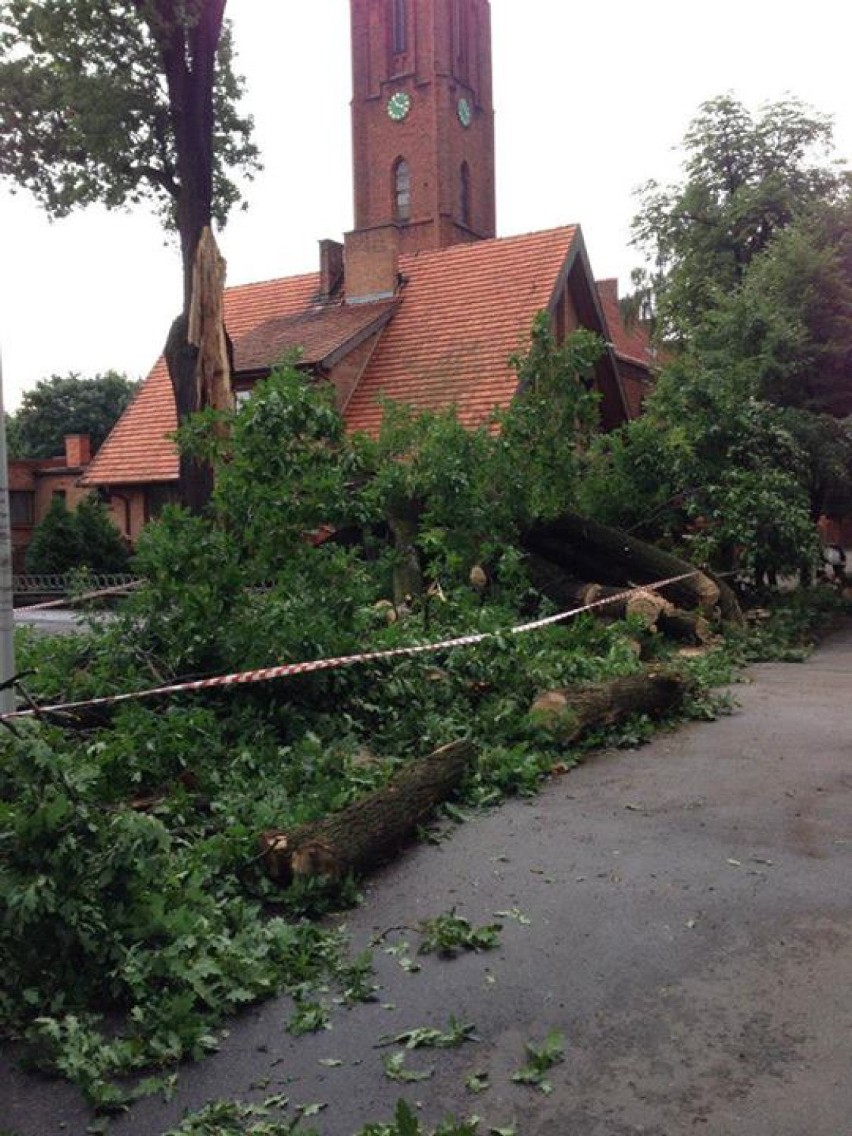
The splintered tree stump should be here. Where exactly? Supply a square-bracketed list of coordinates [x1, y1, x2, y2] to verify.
[259, 740, 476, 887]
[530, 671, 692, 746]
[522, 512, 744, 626]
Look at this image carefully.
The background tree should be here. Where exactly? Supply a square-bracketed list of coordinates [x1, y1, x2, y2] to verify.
[8, 371, 138, 459]
[0, 0, 259, 506]
[25, 494, 131, 575]
[631, 95, 846, 341]
[24, 496, 81, 575]
[696, 197, 852, 416]
[596, 94, 852, 582]
[3, 412, 22, 459]
[578, 355, 820, 585]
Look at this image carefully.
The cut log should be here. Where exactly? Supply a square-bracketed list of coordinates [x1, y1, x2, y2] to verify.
[657, 607, 713, 644]
[259, 739, 476, 886]
[526, 555, 713, 643]
[530, 670, 693, 746]
[522, 512, 744, 626]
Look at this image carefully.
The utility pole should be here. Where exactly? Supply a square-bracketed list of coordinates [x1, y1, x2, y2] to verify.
[0, 347, 17, 714]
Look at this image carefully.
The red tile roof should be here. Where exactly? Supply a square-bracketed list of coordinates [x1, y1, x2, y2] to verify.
[596, 279, 657, 370]
[83, 273, 322, 486]
[345, 226, 578, 434]
[234, 298, 397, 373]
[85, 227, 584, 486]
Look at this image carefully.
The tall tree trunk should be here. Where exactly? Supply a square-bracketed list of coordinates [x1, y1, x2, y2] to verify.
[145, 0, 228, 511]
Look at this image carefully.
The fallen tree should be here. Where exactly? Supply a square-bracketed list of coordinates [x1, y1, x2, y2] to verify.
[259, 739, 477, 886]
[525, 556, 713, 644]
[530, 670, 694, 746]
[260, 669, 695, 887]
[522, 511, 744, 625]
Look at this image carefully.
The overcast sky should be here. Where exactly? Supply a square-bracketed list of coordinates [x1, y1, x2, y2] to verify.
[1, 0, 849, 410]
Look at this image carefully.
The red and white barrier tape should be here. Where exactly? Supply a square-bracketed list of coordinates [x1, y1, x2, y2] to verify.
[1, 572, 698, 722]
[15, 580, 144, 613]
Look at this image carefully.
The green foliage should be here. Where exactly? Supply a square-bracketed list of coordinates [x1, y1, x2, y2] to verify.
[359, 1100, 480, 1136]
[499, 318, 603, 522]
[7, 372, 137, 459]
[25, 494, 131, 576]
[580, 355, 821, 582]
[0, 0, 258, 230]
[24, 496, 81, 574]
[614, 96, 852, 567]
[163, 1097, 318, 1136]
[0, 712, 377, 1107]
[689, 195, 852, 421]
[632, 94, 846, 342]
[212, 368, 354, 574]
[380, 1016, 479, 1050]
[75, 496, 131, 573]
[511, 1029, 565, 1093]
[417, 911, 502, 957]
[6, 351, 843, 1111]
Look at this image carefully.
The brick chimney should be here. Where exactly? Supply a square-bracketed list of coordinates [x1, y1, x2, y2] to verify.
[64, 434, 92, 467]
[343, 226, 400, 304]
[319, 239, 344, 300]
[597, 278, 619, 305]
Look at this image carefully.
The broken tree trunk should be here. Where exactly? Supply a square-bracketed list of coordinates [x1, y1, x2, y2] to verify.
[530, 670, 693, 746]
[522, 512, 743, 626]
[259, 739, 476, 886]
[525, 555, 712, 643]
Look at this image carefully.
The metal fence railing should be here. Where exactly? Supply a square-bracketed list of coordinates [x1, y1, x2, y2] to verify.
[13, 574, 142, 596]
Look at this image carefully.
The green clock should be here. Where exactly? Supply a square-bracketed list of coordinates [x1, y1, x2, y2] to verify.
[457, 97, 472, 128]
[387, 91, 412, 122]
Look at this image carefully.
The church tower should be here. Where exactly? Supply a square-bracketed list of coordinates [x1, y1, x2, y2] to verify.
[349, 0, 496, 256]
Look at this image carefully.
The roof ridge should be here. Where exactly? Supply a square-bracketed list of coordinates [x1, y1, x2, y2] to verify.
[398, 224, 578, 266]
[225, 268, 321, 295]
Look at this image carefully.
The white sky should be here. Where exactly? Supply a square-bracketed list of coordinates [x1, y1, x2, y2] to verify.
[0, 0, 849, 409]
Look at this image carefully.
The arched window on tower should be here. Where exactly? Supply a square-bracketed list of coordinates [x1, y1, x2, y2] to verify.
[460, 161, 472, 227]
[393, 158, 411, 222]
[392, 0, 407, 55]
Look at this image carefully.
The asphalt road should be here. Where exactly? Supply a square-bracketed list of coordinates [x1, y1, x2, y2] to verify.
[2, 621, 850, 1136]
[13, 607, 90, 636]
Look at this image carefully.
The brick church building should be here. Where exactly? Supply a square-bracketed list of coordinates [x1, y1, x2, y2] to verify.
[83, 0, 655, 541]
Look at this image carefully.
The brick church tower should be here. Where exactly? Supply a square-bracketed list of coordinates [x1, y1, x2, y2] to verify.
[349, 0, 496, 256]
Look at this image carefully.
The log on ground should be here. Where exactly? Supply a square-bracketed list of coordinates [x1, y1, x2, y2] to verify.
[530, 670, 694, 746]
[522, 512, 743, 626]
[525, 555, 713, 643]
[260, 739, 476, 886]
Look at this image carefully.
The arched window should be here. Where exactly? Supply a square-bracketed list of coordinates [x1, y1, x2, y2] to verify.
[460, 161, 471, 227]
[394, 158, 411, 222]
[392, 0, 407, 54]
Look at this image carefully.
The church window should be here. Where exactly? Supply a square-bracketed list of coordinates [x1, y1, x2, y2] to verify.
[394, 158, 411, 222]
[460, 162, 471, 227]
[392, 0, 407, 55]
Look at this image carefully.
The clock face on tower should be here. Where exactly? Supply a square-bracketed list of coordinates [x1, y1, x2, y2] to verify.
[457, 97, 472, 128]
[387, 91, 412, 121]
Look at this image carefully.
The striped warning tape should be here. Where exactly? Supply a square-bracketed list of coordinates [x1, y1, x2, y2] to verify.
[0, 572, 699, 723]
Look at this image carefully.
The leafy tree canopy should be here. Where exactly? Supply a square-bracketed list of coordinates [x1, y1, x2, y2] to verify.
[696, 196, 852, 416]
[0, 0, 258, 229]
[25, 494, 131, 575]
[632, 94, 848, 340]
[9, 371, 138, 459]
